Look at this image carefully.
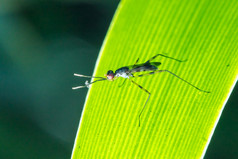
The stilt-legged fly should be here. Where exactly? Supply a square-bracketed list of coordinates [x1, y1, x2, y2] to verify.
[73, 54, 210, 126]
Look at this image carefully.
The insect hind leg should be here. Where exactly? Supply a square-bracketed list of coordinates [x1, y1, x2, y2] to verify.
[145, 54, 187, 63]
[133, 70, 211, 93]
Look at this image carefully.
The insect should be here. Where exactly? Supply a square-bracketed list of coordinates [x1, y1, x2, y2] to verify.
[72, 54, 210, 126]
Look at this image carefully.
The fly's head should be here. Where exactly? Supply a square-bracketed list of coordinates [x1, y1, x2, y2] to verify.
[106, 70, 115, 81]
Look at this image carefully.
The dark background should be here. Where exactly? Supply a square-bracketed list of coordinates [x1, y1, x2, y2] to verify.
[0, 1, 237, 158]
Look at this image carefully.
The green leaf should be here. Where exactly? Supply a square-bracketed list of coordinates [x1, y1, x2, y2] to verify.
[72, 0, 238, 158]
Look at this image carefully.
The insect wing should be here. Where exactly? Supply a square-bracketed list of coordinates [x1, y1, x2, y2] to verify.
[129, 62, 161, 73]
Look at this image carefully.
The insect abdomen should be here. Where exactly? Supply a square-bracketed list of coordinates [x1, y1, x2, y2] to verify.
[150, 62, 161, 67]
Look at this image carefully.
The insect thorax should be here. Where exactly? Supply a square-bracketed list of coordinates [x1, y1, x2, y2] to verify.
[115, 67, 132, 78]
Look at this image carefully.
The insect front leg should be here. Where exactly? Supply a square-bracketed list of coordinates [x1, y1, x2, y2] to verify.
[118, 79, 127, 87]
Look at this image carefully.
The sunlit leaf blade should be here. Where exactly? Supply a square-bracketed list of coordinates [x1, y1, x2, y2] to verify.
[72, 0, 238, 158]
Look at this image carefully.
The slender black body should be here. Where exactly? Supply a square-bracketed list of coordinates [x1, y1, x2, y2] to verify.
[73, 54, 210, 127]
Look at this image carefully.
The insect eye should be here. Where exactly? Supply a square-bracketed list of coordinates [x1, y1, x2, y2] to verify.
[107, 70, 114, 75]
[106, 70, 114, 80]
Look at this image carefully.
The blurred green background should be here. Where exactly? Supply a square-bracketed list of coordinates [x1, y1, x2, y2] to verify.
[0, 0, 237, 158]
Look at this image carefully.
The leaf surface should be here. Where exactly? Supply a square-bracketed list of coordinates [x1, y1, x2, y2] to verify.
[72, 0, 238, 158]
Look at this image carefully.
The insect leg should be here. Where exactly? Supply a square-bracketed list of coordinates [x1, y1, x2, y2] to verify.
[145, 54, 187, 63]
[118, 79, 127, 87]
[132, 58, 140, 69]
[129, 79, 151, 127]
[134, 58, 139, 65]
[133, 70, 211, 93]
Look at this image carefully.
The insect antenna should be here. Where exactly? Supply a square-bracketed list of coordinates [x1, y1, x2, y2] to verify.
[74, 73, 105, 79]
[72, 78, 107, 89]
[72, 73, 107, 89]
